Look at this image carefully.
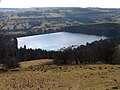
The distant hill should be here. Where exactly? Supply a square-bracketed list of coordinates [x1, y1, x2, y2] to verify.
[0, 8, 18, 11]
[0, 7, 120, 37]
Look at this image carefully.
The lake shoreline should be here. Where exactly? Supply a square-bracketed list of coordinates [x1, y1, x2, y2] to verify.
[17, 32, 107, 51]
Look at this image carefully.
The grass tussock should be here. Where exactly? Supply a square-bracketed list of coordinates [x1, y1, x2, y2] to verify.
[0, 59, 120, 90]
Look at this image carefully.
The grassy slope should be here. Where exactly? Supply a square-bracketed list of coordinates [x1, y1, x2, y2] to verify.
[0, 59, 120, 90]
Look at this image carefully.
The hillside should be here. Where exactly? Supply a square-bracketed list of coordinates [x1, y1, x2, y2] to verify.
[0, 7, 120, 37]
[0, 59, 120, 90]
[63, 23, 120, 37]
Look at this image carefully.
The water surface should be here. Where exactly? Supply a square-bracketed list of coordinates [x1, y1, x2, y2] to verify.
[17, 32, 107, 50]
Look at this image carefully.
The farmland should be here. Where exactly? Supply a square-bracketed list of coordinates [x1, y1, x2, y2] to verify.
[1, 7, 120, 37]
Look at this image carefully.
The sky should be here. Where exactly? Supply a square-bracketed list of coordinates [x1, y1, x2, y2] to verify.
[0, 0, 120, 8]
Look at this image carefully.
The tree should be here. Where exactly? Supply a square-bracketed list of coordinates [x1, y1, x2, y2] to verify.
[0, 18, 19, 69]
[93, 40, 115, 64]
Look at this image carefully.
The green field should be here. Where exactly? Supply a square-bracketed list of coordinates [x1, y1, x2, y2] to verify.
[0, 59, 120, 90]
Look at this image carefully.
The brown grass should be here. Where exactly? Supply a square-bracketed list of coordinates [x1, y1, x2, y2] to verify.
[19, 59, 53, 68]
[0, 59, 120, 90]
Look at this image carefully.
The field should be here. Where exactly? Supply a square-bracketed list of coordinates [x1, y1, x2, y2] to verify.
[0, 59, 120, 90]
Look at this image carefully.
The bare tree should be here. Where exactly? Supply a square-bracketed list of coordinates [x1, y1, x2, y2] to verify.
[0, 17, 19, 69]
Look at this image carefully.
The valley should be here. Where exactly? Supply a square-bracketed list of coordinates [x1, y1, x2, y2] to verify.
[1, 7, 120, 37]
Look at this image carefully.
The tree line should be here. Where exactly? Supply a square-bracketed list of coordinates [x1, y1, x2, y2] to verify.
[54, 39, 116, 64]
[62, 23, 120, 37]
[18, 45, 57, 61]
[18, 38, 120, 65]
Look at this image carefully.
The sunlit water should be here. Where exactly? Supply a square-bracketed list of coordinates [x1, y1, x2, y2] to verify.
[17, 32, 107, 50]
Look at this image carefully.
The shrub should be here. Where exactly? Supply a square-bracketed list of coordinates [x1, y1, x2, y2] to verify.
[99, 67, 102, 70]
[3, 58, 20, 69]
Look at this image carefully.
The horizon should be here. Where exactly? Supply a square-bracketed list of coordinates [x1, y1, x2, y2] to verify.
[0, 0, 120, 8]
[0, 7, 120, 9]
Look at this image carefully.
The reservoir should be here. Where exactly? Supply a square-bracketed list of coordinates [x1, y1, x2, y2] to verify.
[17, 32, 107, 50]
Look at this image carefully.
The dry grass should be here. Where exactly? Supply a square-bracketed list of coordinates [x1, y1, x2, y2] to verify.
[0, 59, 120, 90]
[19, 59, 53, 68]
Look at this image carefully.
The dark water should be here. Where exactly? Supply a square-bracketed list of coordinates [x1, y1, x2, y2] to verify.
[17, 32, 107, 50]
